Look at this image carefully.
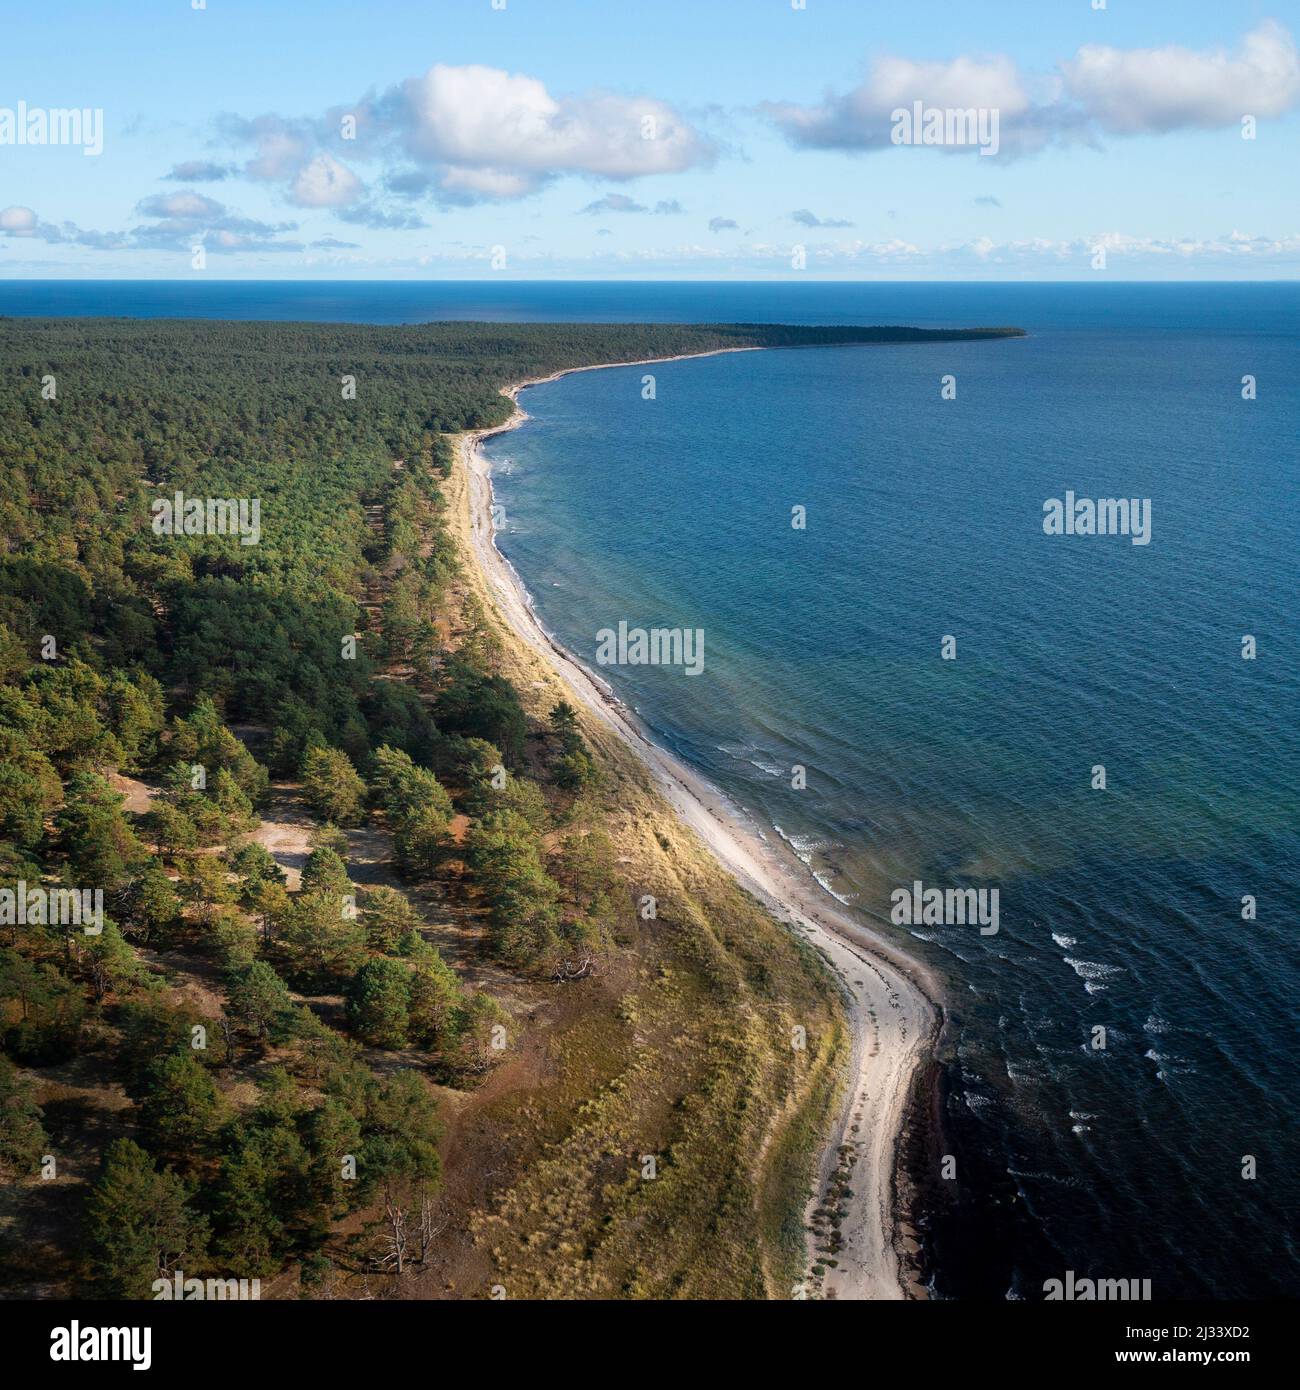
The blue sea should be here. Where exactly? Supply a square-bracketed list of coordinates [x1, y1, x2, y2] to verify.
[8, 279, 1297, 1298]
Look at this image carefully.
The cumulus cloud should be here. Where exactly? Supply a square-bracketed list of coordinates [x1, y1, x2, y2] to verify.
[164, 160, 235, 182]
[579, 193, 683, 214]
[137, 190, 225, 220]
[1062, 20, 1300, 132]
[227, 114, 316, 180]
[791, 208, 854, 227]
[767, 52, 1033, 152]
[217, 63, 713, 213]
[0, 206, 38, 234]
[581, 193, 644, 214]
[337, 202, 425, 230]
[765, 22, 1299, 159]
[130, 188, 301, 253]
[289, 154, 364, 208]
[0, 205, 129, 249]
[387, 63, 711, 198]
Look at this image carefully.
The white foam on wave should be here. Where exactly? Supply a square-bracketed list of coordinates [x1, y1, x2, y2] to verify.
[1051, 932, 1076, 949]
[1064, 957, 1125, 993]
[771, 823, 840, 864]
[1064, 957, 1124, 980]
[812, 870, 855, 905]
[1145, 1048, 1197, 1084]
[1005, 1166, 1081, 1189]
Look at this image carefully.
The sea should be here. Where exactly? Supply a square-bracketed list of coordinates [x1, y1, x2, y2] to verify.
[7, 279, 1297, 1299]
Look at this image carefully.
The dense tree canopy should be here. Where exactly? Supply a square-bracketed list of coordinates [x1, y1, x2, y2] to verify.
[0, 315, 931, 1297]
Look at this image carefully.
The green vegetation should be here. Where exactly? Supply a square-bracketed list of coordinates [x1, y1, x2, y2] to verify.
[0, 316, 916, 1298]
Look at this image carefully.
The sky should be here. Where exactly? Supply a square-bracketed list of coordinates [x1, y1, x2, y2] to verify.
[1, 0, 1298, 280]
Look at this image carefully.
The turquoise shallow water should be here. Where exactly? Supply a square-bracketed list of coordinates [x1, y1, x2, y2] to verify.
[482, 288, 1300, 1298]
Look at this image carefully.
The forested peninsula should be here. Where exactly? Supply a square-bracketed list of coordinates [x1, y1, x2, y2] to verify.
[0, 317, 1018, 1299]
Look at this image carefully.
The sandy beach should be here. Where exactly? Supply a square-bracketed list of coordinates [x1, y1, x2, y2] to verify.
[453, 350, 943, 1300]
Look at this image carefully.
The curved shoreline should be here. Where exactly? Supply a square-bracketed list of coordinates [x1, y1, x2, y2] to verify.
[453, 347, 945, 1300]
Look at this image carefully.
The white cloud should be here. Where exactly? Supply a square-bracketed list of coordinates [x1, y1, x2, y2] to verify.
[0, 206, 38, 234]
[243, 121, 314, 180]
[579, 193, 683, 214]
[767, 22, 1300, 157]
[766, 52, 1032, 152]
[289, 154, 364, 208]
[792, 208, 855, 228]
[0, 206, 128, 249]
[220, 63, 714, 212]
[437, 165, 535, 200]
[393, 64, 710, 196]
[1063, 20, 1300, 132]
[137, 190, 226, 219]
[945, 229, 1300, 265]
[164, 160, 234, 182]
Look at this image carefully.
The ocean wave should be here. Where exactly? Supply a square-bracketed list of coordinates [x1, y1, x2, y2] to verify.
[1064, 957, 1125, 980]
[1006, 1166, 1081, 1189]
[771, 823, 840, 862]
[1065, 957, 1126, 992]
[812, 871, 855, 905]
[1051, 932, 1077, 949]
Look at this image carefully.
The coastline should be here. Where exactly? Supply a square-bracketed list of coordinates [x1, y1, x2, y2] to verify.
[452, 348, 944, 1300]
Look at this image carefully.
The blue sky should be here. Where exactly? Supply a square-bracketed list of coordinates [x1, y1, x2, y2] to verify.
[2, 0, 1298, 279]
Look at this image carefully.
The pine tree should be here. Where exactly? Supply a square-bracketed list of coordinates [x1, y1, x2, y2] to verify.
[137, 1051, 226, 1172]
[82, 1139, 206, 1299]
[0, 1055, 47, 1178]
[301, 746, 367, 826]
[225, 961, 294, 1049]
[345, 957, 411, 1049]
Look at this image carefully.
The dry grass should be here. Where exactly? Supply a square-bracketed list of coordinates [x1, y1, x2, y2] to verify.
[405, 434, 850, 1299]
